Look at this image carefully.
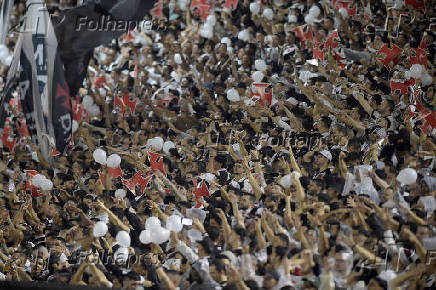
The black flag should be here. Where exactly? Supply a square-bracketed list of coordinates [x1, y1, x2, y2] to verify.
[52, 0, 156, 97]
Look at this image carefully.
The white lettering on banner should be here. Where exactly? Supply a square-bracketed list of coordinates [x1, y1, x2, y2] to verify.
[18, 80, 30, 101]
[34, 43, 45, 71]
[59, 113, 71, 138]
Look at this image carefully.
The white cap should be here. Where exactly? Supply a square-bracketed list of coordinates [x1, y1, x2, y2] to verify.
[320, 150, 332, 161]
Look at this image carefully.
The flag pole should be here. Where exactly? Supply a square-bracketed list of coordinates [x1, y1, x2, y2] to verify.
[0, 0, 14, 45]
[384, 0, 393, 47]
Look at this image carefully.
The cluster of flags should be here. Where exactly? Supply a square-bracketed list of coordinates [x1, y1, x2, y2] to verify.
[91, 149, 211, 208]
[291, 24, 346, 70]
[383, 37, 427, 93]
[406, 89, 436, 134]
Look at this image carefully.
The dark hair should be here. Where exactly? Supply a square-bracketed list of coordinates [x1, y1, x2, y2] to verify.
[210, 259, 226, 272]
[198, 238, 216, 255]
[320, 116, 332, 128]
[206, 226, 221, 242]
[370, 277, 388, 289]
[276, 233, 289, 247]
[233, 226, 246, 238]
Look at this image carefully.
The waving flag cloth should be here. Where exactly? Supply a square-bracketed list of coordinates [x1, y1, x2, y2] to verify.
[190, 0, 214, 21]
[291, 25, 313, 49]
[406, 90, 436, 134]
[250, 83, 273, 107]
[376, 43, 403, 70]
[409, 48, 427, 67]
[11, 1, 52, 161]
[405, 0, 425, 9]
[223, 0, 239, 10]
[148, 152, 166, 174]
[52, 0, 156, 98]
[391, 78, 416, 95]
[192, 177, 210, 208]
[334, 1, 357, 17]
[122, 171, 152, 194]
[419, 35, 428, 52]
[0, 0, 14, 45]
[0, 33, 21, 130]
[1, 0, 155, 160]
[24, 170, 43, 197]
[2, 121, 15, 153]
[151, 0, 164, 18]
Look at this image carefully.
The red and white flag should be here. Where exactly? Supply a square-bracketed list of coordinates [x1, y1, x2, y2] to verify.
[324, 31, 340, 50]
[376, 43, 403, 70]
[151, 0, 164, 18]
[406, 89, 435, 134]
[108, 166, 124, 179]
[122, 94, 137, 115]
[390, 78, 416, 95]
[193, 177, 211, 198]
[122, 170, 152, 194]
[250, 83, 273, 107]
[93, 76, 107, 89]
[223, 0, 238, 10]
[405, 0, 425, 9]
[114, 94, 126, 116]
[334, 1, 357, 17]
[148, 152, 166, 174]
[291, 25, 313, 49]
[24, 170, 43, 197]
[409, 48, 427, 67]
[191, 0, 214, 21]
[2, 123, 15, 153]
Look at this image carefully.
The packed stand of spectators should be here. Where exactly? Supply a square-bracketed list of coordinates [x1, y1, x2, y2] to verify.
[0, 0, 436, 289]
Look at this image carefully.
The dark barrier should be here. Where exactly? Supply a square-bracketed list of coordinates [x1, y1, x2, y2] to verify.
[0, 281, 112, 290]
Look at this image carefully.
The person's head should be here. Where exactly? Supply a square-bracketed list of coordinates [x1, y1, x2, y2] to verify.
[323, 16, 335, 31]
[209, 259, 227, 283]
[300, 249, 315, 275]
[263, 270, 279, 289]
[334, 250, 353, 278]
[53, 254, 71, 272]
[33, 256, 46, 274]
[306, 227, 319, 248]
[308, 179, 324, 195]
[114, 246, 130, 267]
[198, 238, 215, 257]
[317, 116, 331, 134]
[256, 32, 265, 45]
[264, 195, 279, 212]
[53, 269, 71, 284]
[239, 194, 255, 210]
[313, 151, 331, 169]
[271, 35, 279, 47]
[122, 271, 142, 289]
[265, 182, 284, 197]
[242, 54, 251, 67]
[415, 224, 430, 240]
[368, 277, 388, 290]
[379, 99, 394, 117]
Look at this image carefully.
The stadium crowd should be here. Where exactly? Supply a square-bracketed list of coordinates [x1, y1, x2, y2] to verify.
[0, 0, 436, 289]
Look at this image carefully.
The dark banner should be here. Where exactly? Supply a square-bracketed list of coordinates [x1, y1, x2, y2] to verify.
[0, 73, 15, 129]
[52, 0, 156, 97]
[51, 51, 72, 153]
[18, 49, 38, 141]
